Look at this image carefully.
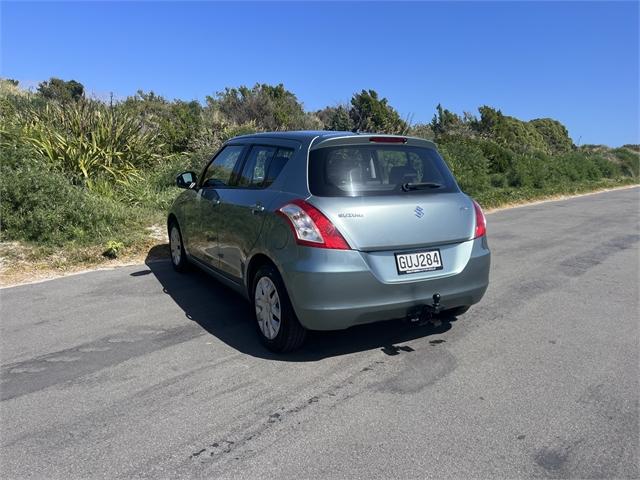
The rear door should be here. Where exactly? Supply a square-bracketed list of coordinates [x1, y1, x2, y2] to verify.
[216, 144, 295, 281]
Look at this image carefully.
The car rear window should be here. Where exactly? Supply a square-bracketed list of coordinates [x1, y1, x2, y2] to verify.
[308, 145, 458, 197]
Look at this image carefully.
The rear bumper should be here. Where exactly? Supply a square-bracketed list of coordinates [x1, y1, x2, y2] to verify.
[280, 237, 490, 330]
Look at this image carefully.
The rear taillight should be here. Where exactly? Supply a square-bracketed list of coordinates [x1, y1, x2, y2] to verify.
[277, 199, 351, 250]
[472, 199, 486, 238]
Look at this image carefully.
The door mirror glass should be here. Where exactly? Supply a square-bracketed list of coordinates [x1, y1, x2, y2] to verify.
[176, 171, 197, 189]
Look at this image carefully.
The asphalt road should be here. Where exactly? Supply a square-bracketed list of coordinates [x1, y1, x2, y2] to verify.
[1, 187, 638, 479]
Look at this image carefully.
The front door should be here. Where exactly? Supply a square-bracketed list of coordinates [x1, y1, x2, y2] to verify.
[191, 144, 246, 267]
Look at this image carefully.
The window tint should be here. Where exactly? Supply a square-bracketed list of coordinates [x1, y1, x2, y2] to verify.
[308, 145, 457, 197]
[201, 145, 245, 188]
[265, 148, 294, 187]
[238, 146, 293, 188]
[238, 146, 277, 187]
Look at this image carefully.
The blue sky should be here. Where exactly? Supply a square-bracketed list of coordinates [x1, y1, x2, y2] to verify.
[2, 1, 638, 146]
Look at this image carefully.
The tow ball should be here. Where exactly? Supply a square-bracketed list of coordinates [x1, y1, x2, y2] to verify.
[408, 293, 443, 327]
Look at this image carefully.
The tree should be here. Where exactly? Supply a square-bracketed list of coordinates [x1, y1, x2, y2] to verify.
[349, 90, 407, 134]
[37, 77, 84, 102]
[476, 105, 502, 135]
[316, 105, 353, 131]
[529, 118, 574, 153]
[208, 83, 308, 131]
[431, 104, 463, 136]
[120, 91, 203, 154]
[166, 100, 203, 153]
[408, 123, 435, 140]
[475, 105, 549, 153]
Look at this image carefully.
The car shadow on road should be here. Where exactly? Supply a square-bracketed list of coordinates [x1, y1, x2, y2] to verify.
[144, 252, 457, 362]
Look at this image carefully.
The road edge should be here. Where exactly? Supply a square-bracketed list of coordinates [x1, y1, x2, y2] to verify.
[1, 184, 638, 290]
[484, 183, 639, 214]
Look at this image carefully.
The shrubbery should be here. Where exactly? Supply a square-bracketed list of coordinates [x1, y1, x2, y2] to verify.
[438, 140, 491, 194]
[0, 145, 146, 245]
[0, 77, 637, 254]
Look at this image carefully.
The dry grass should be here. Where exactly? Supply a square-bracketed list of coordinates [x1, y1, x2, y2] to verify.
[0, 225, 168, 288]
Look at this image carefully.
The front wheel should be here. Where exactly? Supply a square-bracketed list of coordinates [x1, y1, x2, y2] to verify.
[251, 264, 306, 352]
[169, 221, 189, 273]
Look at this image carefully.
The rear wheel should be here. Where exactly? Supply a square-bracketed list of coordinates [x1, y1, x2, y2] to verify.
[169, 221, 189, 273]
[251, 264, 306, 352]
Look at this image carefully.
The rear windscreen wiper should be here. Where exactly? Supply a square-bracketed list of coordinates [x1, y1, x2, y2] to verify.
[401, 182, 443, 191]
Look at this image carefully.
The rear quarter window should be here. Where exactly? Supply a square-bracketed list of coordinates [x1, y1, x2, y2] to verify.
[308, 145, 458, 197]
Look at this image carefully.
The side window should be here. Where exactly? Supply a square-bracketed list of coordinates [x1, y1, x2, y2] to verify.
[201, 145, 245, 188]
[238, 146, 293, 188]
[238, 146, 277, 187]
[264, 148, 294, 187]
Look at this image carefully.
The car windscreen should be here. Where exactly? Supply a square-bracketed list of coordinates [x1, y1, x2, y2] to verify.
[308, 145, 459, 197]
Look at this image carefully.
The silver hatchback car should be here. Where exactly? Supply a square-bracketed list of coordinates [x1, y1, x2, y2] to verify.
[168, 131, 490, 352]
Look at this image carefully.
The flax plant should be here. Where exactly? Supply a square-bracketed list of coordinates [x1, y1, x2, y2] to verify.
[4, 99, 165, 190]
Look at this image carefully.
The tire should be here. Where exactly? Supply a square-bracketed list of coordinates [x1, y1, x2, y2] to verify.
[251, 263, 306, 352]
[441, 305, 470, 318]
[169, 221, 189, 273]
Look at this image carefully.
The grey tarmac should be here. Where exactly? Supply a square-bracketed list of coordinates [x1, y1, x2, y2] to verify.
[1, 187, 638, 479]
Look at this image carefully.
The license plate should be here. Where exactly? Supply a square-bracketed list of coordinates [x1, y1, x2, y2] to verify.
[395, 249, 443, 275]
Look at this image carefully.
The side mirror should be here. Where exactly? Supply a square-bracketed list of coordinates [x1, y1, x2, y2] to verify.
[176, 171, 197, 189]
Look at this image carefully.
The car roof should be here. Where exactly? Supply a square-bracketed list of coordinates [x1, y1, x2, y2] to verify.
[229, 130, 437, 149]
[231, 130, 357, 142]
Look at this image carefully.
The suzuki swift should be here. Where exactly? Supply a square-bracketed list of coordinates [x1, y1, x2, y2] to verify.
[168, 131, 490, 352]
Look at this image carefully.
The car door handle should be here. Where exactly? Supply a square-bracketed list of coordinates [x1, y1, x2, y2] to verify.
[251, 203, 265, 214]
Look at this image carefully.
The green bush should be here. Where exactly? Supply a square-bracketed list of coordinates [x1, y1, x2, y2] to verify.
[612, 147, 640, 177]
[0, 78, 637, 254]
[119, 92, 203, 154]
[438, 140, 490, 195]
[529, 118, 574, 153]
[113, 153, 204, 211]
[507, 152, 549, 188]
[550, 152, 611, 183]
[490, 173, 508, 188]
[0, 146, 147, 246]
[477, 106, 550, 153]
[476, 139, 515, 174]
[103, 240, 125, 259]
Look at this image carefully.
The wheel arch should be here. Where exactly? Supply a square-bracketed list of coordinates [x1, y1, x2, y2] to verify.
[167, 213, 179, 235]
[245, 253, 277, 292]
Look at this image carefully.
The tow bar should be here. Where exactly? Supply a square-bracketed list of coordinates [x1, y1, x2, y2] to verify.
[408, 293, 443, 327]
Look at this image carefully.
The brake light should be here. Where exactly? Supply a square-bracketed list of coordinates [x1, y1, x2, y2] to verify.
[369, 136, 407, 144]
[472, 199, 486, 238]
[277, 199, 351, 250]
